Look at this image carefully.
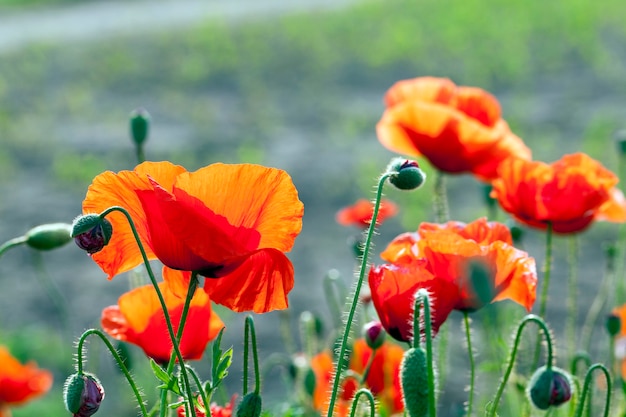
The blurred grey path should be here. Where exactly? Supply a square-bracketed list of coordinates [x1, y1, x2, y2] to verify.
[0, 0, 361, 54]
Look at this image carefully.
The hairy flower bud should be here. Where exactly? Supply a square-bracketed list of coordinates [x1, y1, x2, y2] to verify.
[25, 223, 73, 251]
[72, 214, 113, 254]
[527, 366, 572, 410]
[363, 321, 386, 350]
[236, 392, 262, 417]
[63, 373, 105, 417]
[386, 158, 426, 190]
[400, 347, 429, 417]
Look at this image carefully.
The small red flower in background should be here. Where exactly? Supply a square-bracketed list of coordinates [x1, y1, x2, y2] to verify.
[0, 346, 52, 416]
[491, 153, 626, 233]
[177, 394, 236, 417]
[336, 198, 398, 228]
[376, 77, 531, 181]
[310, 339, 405, 416]
[369, 218, 536, 342]
[82, 161, 304, 313]
[101, 267, 224, 364]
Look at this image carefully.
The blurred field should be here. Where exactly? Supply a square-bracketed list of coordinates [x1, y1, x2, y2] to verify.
[0, 0, 625, 415]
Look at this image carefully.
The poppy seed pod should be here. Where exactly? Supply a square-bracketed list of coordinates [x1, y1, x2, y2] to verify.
[387, 158, 427, 191]
[63, 372, 105, 417]
[129, 107, 150, 147]
[363, 321, 386, 350]
[400, 347, 429, 417]
[527, 366, 572, 410]
[606, 314, 621, 337]
[71, 214, 113, 254]
[236, 392, 262, 417]
[25, 223, 73, 251]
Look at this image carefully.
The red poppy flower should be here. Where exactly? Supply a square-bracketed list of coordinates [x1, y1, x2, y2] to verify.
[0, 346, 52, 415]
[376, 77, 531, 181]
[177, 394, 236, 417]
[101, 268, 224, 364]
[336, 199, 398, 228]
[82, 161, 304, 313]
[310, 339, 405, 416]
[491, 153, 626, 233]
[369, 222, 536, 342]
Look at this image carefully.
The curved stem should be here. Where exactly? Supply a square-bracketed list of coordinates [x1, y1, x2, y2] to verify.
[0, 236, 27, 259]
[100, 206, 196, 417]
[533, 222, 553, 369]
[348, 388, 376, 417]
[76, 329, 148, 417]
[463, 312, 475, 417]
[360, 348, 377, 384]
[570, 352, 592, 378]
[243, 315, 261, 395]
[488, 314, 554, 417]
[326, 173, 390, 417]
[575, 364, 612, 417]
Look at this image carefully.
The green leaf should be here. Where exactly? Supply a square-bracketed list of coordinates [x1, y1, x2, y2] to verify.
[150, 359, 171, 384]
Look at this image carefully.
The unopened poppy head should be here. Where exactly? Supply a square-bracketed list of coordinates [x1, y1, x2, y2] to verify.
[491, 153, 626, 233]
[82, 161, 304, 313]
[336, 198, 398, 228]
[377, 77, 531, 181]
[0, 346, 53, 410]
[101, 268, 224, 364]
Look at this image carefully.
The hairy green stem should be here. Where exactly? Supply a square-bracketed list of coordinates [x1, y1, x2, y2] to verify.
[348, 388, 376, 417]
[575, 364, 612, 417]
[463, 312, 475, 417]
[76, 329, 148, 417]
[243, 315, 261, 395]
[413, 289, 437, 417]
[533, 222, 553, 369]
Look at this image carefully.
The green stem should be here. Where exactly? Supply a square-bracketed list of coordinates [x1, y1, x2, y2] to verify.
[488, 314, 554, 417]
[570, 352, 592, 378]
[323, 269, 347, 329]
[433, 171, 449, 223]
[565, 235, 579, 358]
[243, 315, 261, 395]
[360, 348, 377, 384]
[348, 388, 376, 417]
[413, 289, 437, 417]
[326, 173, 390, 417]
[0, 236, 27, 259]
[76, 329, 148, 417]
[185, 365, 209, 416]
[136, 146, 146, 164]
[574, 364, 612, 417]
[463, 312, 475, 417]
[533, 222, 553, 369]
[100, 206, 197, 417]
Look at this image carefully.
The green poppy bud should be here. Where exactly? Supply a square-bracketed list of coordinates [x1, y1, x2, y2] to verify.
[363, 321, 386, 350]
[71, 214, 113, 254]
[400, 347, 429, 417]
[236, 392, 262, 417]
[130, 108, 150, 147]
[386, 158, 426, 191]
[527, 366, 572, 410]
[63, 372, 105, 417]
[25, 223, 73, 251]
[606, 314, 621, 337]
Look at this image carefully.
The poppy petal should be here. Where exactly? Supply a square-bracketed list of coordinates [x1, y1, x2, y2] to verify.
[384, 76, 456, 107]
[203, 248, 295, 313]
[0, 347, 53, 406]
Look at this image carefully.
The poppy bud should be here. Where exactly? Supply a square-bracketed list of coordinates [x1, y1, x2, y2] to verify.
[614, 129, 626, 156]
[527, 366, 572, 410]
[130, 108, 150, 147]
[363, 321, 386, 350]
[481, 183, 497, 210]
[386, 158, 426, 190]
[25, 223, 73, 251]
[606, 314, 621, 337]
[236, 392, 262, 417]
[71, 214, 113, 254]
[63, 372, 105, 417]
[508, 222, 524, 246]
[400, 347, 429, 417]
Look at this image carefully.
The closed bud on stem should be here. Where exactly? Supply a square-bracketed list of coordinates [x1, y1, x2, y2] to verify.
[236, 392, 262, 417]
[606, 314, 621, 337]
[63, 372, 105, 417]
[25, 223, 73, 251]
[71, 214, 113, 254]
[527, 366, 572, 410]
[386, 158, 426, 190]
[363, 321, 386, 350]
[130, 107, 150, 147]
[400, 347, 429, 417]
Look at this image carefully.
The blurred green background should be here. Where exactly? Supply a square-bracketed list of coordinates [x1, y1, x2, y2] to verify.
[0, 0, 625, 415]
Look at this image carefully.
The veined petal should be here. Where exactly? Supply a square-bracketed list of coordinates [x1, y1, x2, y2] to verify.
[453, 86, 501, 128]
[203, 248, 295, 313]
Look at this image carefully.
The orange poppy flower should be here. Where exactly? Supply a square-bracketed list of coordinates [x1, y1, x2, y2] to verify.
[0, 346, 52, 415]
[369, 223, 536, 342]
[82, 161, 304, 313]
[311, 339, 405, 416]
[491, 153, 626, 233]
[336, 199, 398, 228]
[177, 394, 237, 417]
[376, 77, 531, 181]
[101, 268, 224, 364]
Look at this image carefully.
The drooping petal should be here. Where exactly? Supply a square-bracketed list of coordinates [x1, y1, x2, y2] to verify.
[202, 248, 294, 313]
[83, 161, 187, 279]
